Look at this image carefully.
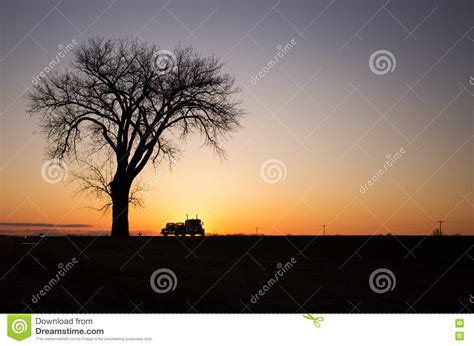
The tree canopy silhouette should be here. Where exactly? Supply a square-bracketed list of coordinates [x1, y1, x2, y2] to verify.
[27, 37, 243, 237]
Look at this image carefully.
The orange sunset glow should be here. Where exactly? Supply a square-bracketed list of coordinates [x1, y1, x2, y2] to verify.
[0, 0, 472, 237]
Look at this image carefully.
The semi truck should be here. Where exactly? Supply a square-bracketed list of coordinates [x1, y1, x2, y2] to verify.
[161, 216, 205, 237]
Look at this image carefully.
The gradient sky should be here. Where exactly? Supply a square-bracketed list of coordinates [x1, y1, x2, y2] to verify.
[0, 0, 472, 235]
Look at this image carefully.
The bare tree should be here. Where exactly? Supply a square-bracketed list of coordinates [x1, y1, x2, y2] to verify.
[27, 37, 243, 237]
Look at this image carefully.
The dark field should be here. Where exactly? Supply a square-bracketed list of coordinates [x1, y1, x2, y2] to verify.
[0, 235, 472, 313]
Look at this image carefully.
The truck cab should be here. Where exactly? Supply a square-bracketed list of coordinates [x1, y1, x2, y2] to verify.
[184, 218, 205, 236]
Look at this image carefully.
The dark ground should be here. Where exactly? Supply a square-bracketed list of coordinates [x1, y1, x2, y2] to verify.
[0, 235, 472, 313]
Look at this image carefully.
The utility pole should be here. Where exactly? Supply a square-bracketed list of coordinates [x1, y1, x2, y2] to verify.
[437, 220, 444, 234]
[256, 227, 259, 236]
[322, 224, 326, 236]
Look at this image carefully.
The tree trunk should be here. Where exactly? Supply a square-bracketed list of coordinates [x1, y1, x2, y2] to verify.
[110, 179, 131, 237]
